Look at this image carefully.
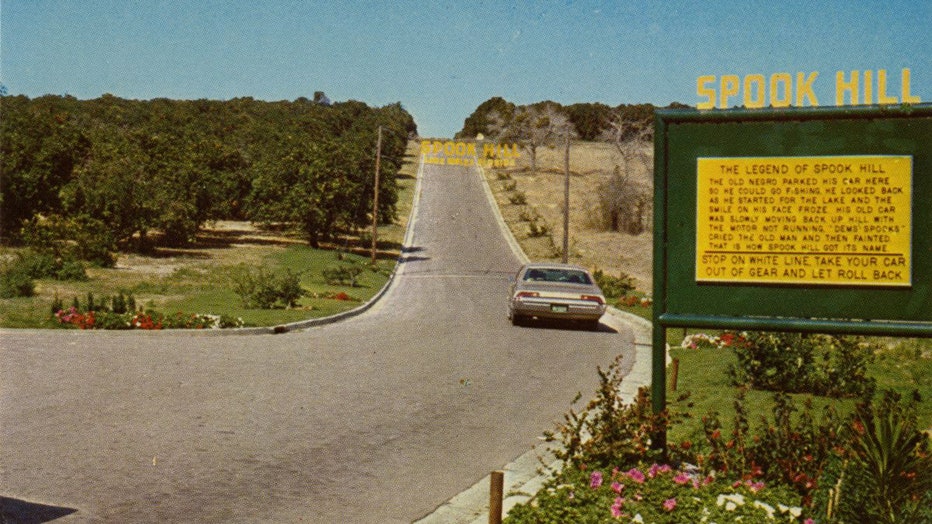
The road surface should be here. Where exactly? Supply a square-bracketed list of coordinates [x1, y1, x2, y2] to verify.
[1, 157, 636, 522]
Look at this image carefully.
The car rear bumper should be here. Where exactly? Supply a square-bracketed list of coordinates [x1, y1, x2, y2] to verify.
[511, 297, 606, 321]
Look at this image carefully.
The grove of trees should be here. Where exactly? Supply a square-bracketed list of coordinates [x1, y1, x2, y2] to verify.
[456, 97, 689, 235]
[1, 93, 416, 258]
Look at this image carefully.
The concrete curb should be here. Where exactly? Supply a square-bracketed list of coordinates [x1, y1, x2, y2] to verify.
[415, 158, 663, 523]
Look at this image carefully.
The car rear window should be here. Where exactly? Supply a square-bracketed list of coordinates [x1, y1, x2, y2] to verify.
[523, 268, 592, 284]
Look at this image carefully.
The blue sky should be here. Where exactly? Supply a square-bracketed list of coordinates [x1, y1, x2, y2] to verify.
[2, 1, 929, 137]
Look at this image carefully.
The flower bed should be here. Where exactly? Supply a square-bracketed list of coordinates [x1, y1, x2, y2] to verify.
[54, 306, 244, 330]
[508, 463, 807, 523]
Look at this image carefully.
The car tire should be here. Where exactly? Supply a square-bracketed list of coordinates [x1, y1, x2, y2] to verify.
[511, 314, 525, 327]
[585, 319, 600, 331]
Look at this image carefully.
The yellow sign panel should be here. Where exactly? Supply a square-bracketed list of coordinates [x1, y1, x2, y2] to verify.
[696, 156, 912, 286]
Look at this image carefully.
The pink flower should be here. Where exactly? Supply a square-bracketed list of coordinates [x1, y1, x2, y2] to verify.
[590, 471, 604, 489]
[673, 472, 692, 485]
[610, 497, 625, 518]
[748, 480, 765, 493]
[663, 498, 677, 511]
[804, 520, 814, 524]
[626, 468, 645, 483]
[611, 481, 624, 494]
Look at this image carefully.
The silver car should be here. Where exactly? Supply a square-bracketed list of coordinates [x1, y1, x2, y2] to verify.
[508, 263, 606, 330]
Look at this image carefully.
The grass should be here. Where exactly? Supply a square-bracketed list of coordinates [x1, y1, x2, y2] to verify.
[0, 141, 421, 329]
[480, 140, 654, 291]
[664, 336, 932, 447]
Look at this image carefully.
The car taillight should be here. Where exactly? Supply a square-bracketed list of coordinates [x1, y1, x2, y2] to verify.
[516, 291, 540, 299]
[581, 295, 604, 305]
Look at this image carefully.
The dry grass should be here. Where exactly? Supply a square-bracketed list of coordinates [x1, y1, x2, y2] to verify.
[483, 140, 654, 291]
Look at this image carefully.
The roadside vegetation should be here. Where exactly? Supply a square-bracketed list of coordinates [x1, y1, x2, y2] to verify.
[507, 333, 931, 523]
[459, 98, 932, 522]
[0, 130, 421, 328]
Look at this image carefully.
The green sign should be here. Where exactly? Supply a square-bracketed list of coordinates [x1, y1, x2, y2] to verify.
[654, 104, 932, 334]
[650, 104, 932, 425]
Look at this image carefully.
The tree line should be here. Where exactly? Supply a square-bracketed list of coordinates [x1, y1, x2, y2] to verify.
[456, 97, 689, 142]
[1, 93, 417, 260]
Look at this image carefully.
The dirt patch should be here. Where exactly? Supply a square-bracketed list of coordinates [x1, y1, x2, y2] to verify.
[484, 141, 654, 291]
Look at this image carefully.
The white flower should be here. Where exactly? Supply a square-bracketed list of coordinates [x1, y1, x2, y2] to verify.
[632, 514, 644, 523]
[775, 504, 802, 518]
[717, 493, 746, 509]
[753, 500, 775, 519]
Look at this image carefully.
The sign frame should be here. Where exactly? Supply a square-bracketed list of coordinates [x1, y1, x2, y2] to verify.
[651, 104, 932, 421]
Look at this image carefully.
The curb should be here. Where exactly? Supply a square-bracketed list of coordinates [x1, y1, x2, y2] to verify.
[416, 157, 664, 523]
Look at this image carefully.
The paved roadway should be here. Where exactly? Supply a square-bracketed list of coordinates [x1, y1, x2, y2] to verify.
[0, 158, 635, 523]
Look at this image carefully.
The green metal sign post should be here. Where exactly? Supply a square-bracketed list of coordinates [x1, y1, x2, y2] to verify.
[651, 104, 932, 448]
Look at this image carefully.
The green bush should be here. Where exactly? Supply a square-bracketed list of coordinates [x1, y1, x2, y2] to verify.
[543, 356, 672, 469]
[811, 390, 932, 524]
[322, 265, 364, 286]
[727, 332, 876, 398]
[699, 389, 845, 497]
[592, 268, 635, 299]
[230, 265, 305, 309]
[21, 215, 116, 268]
[0, 261, 35, 298]
[2, 249, 88, 283]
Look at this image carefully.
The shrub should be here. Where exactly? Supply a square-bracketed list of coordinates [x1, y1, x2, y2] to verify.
[56, 260, 89, 281]
[592, 268, 635, 299]
[811, 390, 932, 524]
[543, 355, 675, 469]
[230, 265, 305, 309]
[728, 332, 876, 398]
[322, 265, 364, 287]
[527, 219, 550, 238]
[699, 389, 845, 501]
[509, 191, 528, 205]
[2, 249, 88, 282]
[0, 261, 35, 298]
[21, 215, 116, 268]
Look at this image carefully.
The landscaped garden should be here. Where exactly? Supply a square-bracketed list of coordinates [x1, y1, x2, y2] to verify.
[506, 331, 932, 523]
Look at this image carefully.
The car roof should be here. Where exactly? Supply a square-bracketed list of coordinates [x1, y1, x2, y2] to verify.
[521, 263, 590, 272]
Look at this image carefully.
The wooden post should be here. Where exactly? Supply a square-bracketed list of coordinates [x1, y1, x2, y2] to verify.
[670, 357, 680, 391]
[562, 129, 570, 263]
[371, 126, 382, 264]
[489, 470, 504, 524]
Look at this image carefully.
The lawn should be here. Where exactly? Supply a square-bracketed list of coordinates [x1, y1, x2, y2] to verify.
[665, 335, 932, 445]
[0, 141, 421, 329]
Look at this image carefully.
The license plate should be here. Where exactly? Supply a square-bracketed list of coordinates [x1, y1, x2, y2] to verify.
[551, 304, 569, 313]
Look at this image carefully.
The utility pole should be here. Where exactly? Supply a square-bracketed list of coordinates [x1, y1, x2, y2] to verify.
[371, 126, 382, 265]
[562, 128, 570, 263]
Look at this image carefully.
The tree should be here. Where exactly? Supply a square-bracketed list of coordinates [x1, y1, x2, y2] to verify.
[500, 102, 574, 176]
[456, 96, 516, 139]
[0, 95, 90, 242]
[594, 108, 654, 234]
[564, 102, 613, 141]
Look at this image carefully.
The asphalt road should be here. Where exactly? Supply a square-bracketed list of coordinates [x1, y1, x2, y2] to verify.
[0, 158, 635, 523]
